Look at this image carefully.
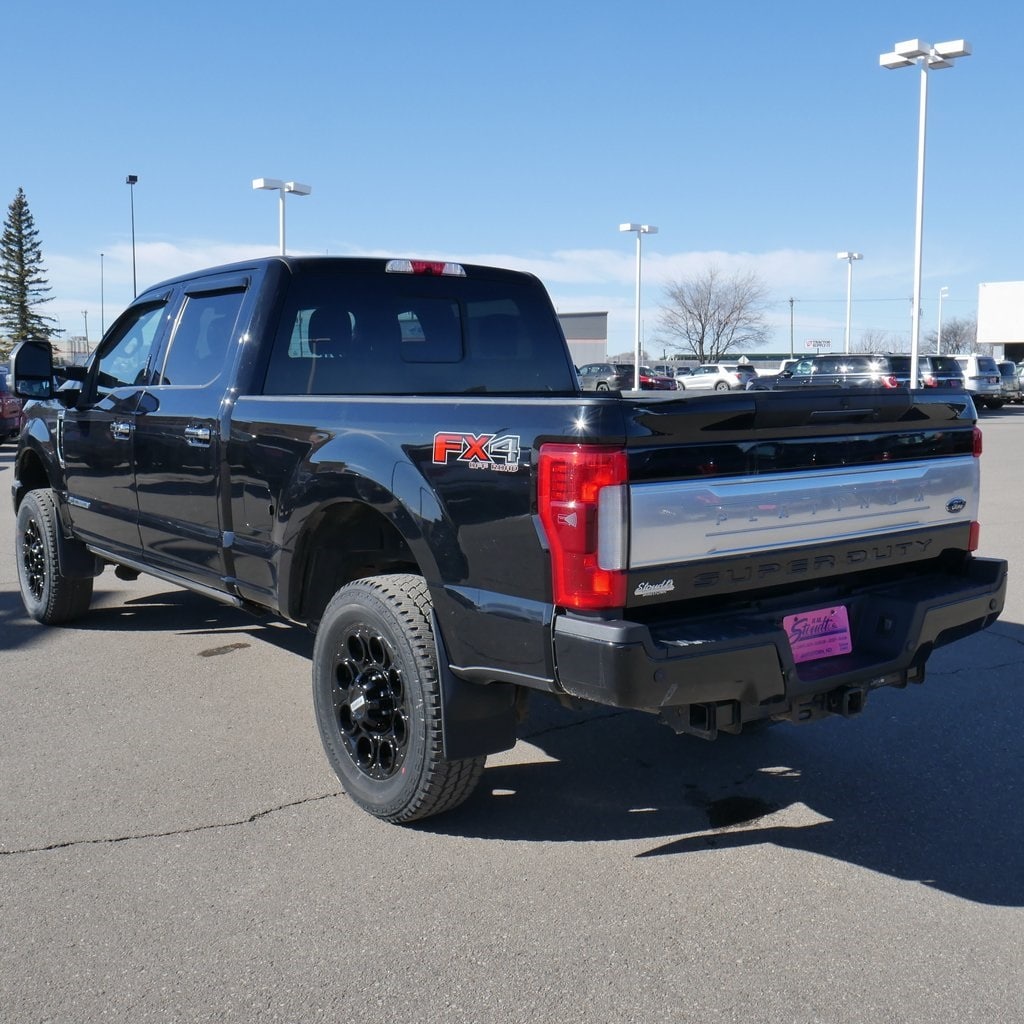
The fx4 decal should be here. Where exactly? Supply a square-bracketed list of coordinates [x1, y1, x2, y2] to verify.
[432, 432, 522, 472]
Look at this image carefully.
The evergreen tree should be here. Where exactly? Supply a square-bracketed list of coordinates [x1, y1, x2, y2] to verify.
[0, 187, 58, 355]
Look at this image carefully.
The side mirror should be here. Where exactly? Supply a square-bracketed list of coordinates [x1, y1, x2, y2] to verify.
[10, 339, 55, 400]
[55, 377, 84, 409]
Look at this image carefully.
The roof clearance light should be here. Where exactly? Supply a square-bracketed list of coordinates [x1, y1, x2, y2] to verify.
[385, 259, 466, 277]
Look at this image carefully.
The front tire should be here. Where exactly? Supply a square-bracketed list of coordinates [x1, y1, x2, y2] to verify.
[16, 489, 94, 624]
[313, 574, 486, 824]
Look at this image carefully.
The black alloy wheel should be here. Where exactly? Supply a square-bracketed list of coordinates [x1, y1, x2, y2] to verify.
[312, 574, 485, 824]
[16, 489, 93, 624]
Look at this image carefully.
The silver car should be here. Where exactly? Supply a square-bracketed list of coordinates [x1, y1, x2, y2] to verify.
[998, 360, 1021, 404]
[683, 363, 756, 391]
[954, 354, 1003, 409]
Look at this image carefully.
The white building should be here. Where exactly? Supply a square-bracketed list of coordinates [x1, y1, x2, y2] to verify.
[977, 281, 1024, 362]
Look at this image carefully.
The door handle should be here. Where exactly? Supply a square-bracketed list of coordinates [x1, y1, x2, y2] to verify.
[110, 420, 133, 440]
[184, 425, 212, 448]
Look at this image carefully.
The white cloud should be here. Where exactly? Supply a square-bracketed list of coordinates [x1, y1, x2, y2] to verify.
[41, 239, 881, 353]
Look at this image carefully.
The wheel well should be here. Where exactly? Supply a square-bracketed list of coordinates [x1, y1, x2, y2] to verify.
[13, 448, 52, 509]
[291, 501, 419, 626]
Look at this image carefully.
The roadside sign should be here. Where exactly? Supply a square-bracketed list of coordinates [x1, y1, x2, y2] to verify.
[805, 339, 831, 350]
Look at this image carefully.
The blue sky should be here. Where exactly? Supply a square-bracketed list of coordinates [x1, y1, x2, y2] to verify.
[5, 1, 1022, 357]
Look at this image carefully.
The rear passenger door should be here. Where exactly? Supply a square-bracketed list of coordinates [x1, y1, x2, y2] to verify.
[132, 272, 251, 587]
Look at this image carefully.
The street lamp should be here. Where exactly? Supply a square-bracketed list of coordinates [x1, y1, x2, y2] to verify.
[880, 37, 971, 388]
[937, 285, 949, 352]
[836, 252, 863, 354]
[252, 177, 312, 255]
[125, 174, 138, 297]
[619, 223, 658, 390]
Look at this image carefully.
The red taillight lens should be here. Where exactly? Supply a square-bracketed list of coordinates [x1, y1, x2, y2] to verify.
[538, 444, 627, 610]
[969, 521, 980, 552]
[973, 426, 983, 457]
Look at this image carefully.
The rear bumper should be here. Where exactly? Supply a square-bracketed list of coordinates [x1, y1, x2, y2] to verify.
[552, 556, 1007, 730]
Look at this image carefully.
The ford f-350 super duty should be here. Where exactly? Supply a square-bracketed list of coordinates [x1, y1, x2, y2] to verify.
[10, 256, 1007, 823]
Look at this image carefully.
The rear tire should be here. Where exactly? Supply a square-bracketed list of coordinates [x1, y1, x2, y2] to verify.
[16, 489, 94, 624]
[312, 574, 486, 824]
[714, 381, 730, 391]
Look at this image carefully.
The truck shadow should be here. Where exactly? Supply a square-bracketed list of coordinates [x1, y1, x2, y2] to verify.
[0, 582, 315, 660]
[434, 621, 1024, 908]
[5, 574, 1020, 906]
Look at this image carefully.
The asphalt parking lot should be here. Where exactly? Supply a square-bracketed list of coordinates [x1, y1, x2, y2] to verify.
[2, 406, 1023, 1024]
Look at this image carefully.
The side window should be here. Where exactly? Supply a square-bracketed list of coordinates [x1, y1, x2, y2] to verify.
[158, 288, 245, 387]
[96, 303, 167, 392]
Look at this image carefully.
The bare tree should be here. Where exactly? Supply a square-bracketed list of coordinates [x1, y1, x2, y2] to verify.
[923, 316, 978, 354]
[853, 328, 901, 354]
[655, 266, 770, 363]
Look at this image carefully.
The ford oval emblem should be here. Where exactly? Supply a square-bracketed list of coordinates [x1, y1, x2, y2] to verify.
[946, 497, 967, 514]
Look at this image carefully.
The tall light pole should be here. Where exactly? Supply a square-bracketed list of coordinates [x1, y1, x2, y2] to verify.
[125, 174, 138, 297]
[100, 252, 105, 338]
[619, 223, 658, 390]
[253, 178, 312, 255]
[880, 37, 971, 388]
[937, 285, 949, 352]
[836, 252, 863, 355]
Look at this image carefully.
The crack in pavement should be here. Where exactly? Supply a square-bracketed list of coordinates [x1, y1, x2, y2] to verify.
[0, 790, 343, 857]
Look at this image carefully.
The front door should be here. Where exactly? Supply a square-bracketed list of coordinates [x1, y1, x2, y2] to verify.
[61, 300, 170, 556]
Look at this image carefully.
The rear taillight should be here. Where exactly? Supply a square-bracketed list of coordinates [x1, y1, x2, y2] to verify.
[969, 521, 980, 551]
[973, 426, 983, 456]
[537, 444, 628, 610]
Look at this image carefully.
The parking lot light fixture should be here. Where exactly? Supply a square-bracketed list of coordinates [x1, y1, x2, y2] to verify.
[253, 178, 312, 255]
[619, 223, 658, 390]
[880, 37, 971, 388]
[125, 175, 138, 297]
[937, 286, 949, 352]
[837, 252, 863, 355]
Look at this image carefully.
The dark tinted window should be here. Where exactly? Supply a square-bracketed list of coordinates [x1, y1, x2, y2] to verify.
[928, 356, 961, 373]
[159, 288, 245, 387]
[884, 356, 911, 374]
[263, 266, 575, 395]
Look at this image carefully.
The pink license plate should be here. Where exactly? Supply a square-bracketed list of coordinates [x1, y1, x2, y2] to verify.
[783, 606, 853, 664]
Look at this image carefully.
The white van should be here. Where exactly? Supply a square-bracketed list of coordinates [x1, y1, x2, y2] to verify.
[953, 354, 1003, 409]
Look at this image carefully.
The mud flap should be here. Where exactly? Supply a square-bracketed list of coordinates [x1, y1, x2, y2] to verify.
[433, 614, 518, 761]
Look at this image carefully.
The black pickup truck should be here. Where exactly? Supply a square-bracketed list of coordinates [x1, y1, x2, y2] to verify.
[9, 256, 1008, 823]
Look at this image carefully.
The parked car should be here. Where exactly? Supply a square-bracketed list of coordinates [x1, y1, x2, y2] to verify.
[953, 354, 1003, 409]
[636, 366, 678, 390]
[747, 354, 915, 390]
[921, 355, 965, 390]
[577, 362, 678, 391]
[0, 369, 24, 444]
[683, 363, 755, 391]
[997, 360, 1022, 403]
[577, 362, 633, 391]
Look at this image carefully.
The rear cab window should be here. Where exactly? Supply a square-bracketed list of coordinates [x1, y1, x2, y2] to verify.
[262, 263, 576, 396]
